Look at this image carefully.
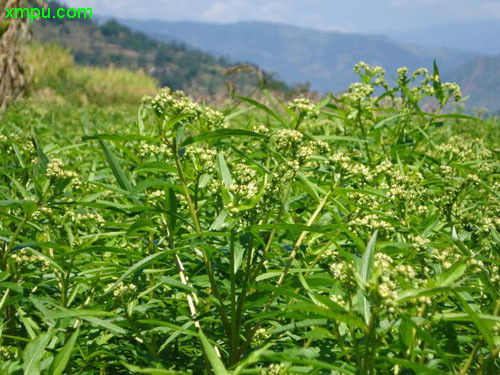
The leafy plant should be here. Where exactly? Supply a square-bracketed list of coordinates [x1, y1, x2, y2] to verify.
[0, 61, 498, 374]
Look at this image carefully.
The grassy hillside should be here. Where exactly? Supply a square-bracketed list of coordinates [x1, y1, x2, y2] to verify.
[32, 2, 293, 98]
[119, 19, 475, 93]
[22, 43, 157, 107]
[447, 54, 500, 113]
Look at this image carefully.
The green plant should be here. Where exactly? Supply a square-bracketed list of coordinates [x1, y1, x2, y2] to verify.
[0, 62, 498, 374]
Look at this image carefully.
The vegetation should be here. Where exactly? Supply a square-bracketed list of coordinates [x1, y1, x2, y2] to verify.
[33, 1, 294, 99]
[0, 43, 499, 375]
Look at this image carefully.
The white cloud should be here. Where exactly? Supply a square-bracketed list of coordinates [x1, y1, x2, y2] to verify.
[60, 0, 500, 32]
[482, 1, 500, 17]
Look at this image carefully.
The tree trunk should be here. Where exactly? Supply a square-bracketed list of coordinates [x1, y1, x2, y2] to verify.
[0, 0, 46, 111]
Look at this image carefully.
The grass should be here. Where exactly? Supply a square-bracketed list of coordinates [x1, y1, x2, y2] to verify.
[0, 47, 499, 374]
[22, 43, 158, 106]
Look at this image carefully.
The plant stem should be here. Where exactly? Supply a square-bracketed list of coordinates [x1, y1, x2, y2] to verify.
[229, 228, 238, 365]
[237, 191, 330, 358]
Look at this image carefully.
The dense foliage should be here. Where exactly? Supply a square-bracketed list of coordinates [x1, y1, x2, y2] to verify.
[0, 59, 499, 374]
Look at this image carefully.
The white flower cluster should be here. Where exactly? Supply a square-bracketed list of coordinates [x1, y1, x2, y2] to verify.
[273, 129, 303, 153]
[0, 345, 18, 360]
[288, 98, 319, 119]
[253, 327, 271, 344]
[350, 214, 392, 233]
[397, 67, 408, 81]
[11, 249, 51, 272]
[187, 147, 217, 174]
[374, 159, 393, 175]
[107, 281, 137, 298]
[394, 264, 416, 282]
[46, 158, 78, 179]
[229, 163, 259, 199]
[330, 261, 354, 285]
[329, 152, 351, 170]
[32, 206, 54, 219]
[430, 247, 462, 270]
[261, 363, 287, 375]
[374, 253, 393, 269]
[68, 211, 105, 226]
[343, 82, 374, 101]
[442, 82, 462, 101]
[296, 140, 329, 164]
[354, 62, 386, 87]
[413, 236, 430, 252]
[139, 143, 172, 158]
[477, 217, 500, 234]
[151, 88, 225, 128]
[253, 124, 270, 135]
[330, 294, 345, 307]
[146, 190, 165, 199]
[466, 258, 485, 272]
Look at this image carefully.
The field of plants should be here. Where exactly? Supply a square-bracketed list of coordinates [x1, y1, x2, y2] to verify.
[0, 47, 499, 374]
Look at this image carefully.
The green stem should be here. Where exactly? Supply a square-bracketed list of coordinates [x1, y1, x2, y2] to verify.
[1, 214, 29, 268]
[363, 308, 377, 375]
[171, 140, 231, 337]
[229, 228, 238, 365]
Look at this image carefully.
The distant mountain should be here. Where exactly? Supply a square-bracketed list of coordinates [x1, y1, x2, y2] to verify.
[386, 19, 500, 56]
[447, 54, 500, 113]
[34, 2, 292, 97]
[118, 19, 476, 93]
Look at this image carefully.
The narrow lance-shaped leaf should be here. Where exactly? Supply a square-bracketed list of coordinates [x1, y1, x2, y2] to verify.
[357, 231, 378, 325]
[199, 328, 228, 375]
[49, 328, 80, 375]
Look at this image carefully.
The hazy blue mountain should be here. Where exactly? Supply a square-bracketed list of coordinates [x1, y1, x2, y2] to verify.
[385, 19, 500, 56]
[118, 19, 475, 93]
[446, 54, 500, 113]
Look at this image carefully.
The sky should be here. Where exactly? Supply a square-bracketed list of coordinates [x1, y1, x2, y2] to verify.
[63, 0, 500, 32]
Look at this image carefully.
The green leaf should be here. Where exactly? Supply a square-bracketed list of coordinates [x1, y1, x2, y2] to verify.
[122, 363, 186, 374]
[435, 260, 467, 287]
[182, 128, 267, 146]
[287, 302, 365, 329]
[127, 218, 157, 236]
[22, 330, 53, 375]
[49, 328, 80, 375]
[164, 113, 193, 132]
[83, 134, 155, 142]
[433, 60, 444, 105]
[263, 353, 355, 374]
[198, 328, 228, 375]
[382, 357, 446, 374]
[251, 223, 336, 234]
[98, 140, 133, 192]
[454, 291, 495, 348]
[357, 231, 377, 325]
[217, 151, 232, 188]
[235, 95, 287, 126]
[104, 248, 182, 296]
[401, 316, 452, 369]
[82, 316, 126, 335]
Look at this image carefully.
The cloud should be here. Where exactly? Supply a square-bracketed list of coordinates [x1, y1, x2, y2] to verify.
[482, 1, 500, 17]
[201, 1, 254, 22]
[61, 0, 500, 32]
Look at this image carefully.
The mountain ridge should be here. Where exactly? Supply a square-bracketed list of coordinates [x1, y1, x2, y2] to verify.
[118, 18, 477, 94]
[33, 2, 296, 98]
[384, 19, 500, 56]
